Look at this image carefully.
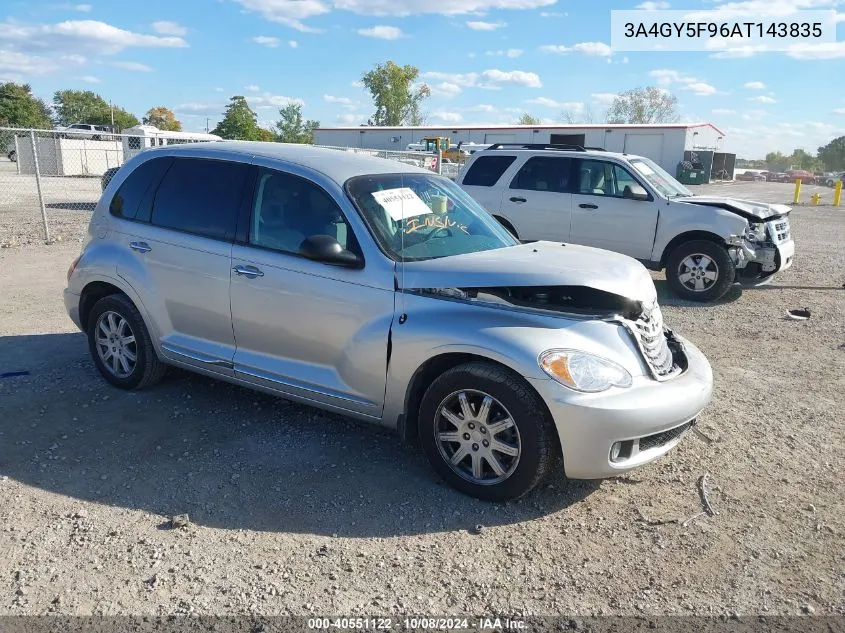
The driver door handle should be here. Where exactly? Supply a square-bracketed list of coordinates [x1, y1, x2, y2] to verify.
[232, 265, 264, 278]
[509, 197, 527, 204]
[129, 241, 151, 253]
[579, 203, 599, 209]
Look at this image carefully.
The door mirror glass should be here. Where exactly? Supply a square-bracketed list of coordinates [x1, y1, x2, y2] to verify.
[299, 235, 363, 268]
[630, 190, 650, 201]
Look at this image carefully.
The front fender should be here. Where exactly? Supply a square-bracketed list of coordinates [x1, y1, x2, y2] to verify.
[652, 206, 747, 263]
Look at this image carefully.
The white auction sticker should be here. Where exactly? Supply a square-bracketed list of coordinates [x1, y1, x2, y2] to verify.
[371, 188, 433, 221]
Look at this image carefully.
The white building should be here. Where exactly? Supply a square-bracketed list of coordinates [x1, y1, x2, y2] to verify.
[315, 123, 726, 175]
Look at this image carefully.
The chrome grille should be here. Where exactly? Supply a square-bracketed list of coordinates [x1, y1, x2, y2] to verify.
[768, 218, 791, 244]
[631, 304, 676, 378]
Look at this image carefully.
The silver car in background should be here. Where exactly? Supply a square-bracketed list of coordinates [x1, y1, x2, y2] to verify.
[64, 143, 713, 500]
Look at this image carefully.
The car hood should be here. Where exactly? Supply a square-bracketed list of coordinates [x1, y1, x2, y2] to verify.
[675, 196, 791, 221]
[398, 241, 658, 305]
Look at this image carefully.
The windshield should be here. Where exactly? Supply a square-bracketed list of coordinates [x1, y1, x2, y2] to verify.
[629, 158, 693, 199]
[346, 172, 518, 262]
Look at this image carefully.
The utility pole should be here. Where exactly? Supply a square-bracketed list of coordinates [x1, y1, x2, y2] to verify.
[206, 117, 210, 133]
[110, 100, 115, 129]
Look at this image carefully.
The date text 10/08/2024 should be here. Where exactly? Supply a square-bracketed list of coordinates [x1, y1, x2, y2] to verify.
[307, 617, 527, 630]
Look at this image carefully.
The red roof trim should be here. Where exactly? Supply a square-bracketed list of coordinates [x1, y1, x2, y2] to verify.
[317, 122, 727, 136]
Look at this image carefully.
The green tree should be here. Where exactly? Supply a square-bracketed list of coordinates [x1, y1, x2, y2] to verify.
[256, 127, 276, 142]
[517, 113, 541, 125]
[275, 103, 319, 144]
[211, 96, 261, 140]
[143, 106, 182, 131]
[606, 87, 678, 124]
[765, 151, 790, 171]
[0, 82, 52, 128]
[818, 136, 845, 171]
[52, 89, 139, 130]
[361, 61, 430, 126]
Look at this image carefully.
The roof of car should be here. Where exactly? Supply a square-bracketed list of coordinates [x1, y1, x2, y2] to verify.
[158, 141, 431, 183]
[474, 146, 635, 161]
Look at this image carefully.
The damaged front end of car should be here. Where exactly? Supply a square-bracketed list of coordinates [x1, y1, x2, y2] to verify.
[412, 284, 688, 382]
[727, 215, 794, 285]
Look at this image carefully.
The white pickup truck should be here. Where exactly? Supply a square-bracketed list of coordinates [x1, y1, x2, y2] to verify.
[457, 144, 795, 302]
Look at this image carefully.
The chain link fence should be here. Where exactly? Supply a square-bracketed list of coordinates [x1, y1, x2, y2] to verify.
[0, 127, 464, 248]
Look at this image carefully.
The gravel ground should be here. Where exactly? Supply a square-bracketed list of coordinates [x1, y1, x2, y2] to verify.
[0, 179, 843, 620]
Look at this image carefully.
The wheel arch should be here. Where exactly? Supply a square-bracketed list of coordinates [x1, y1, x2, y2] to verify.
[397, 352, 555, 450]
[79, 281, 129, 331]
[659, 230, 727, 268]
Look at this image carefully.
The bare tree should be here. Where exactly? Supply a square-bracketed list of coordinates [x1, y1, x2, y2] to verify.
[560, 105, 597, 124]
[606, 87, 679, 124]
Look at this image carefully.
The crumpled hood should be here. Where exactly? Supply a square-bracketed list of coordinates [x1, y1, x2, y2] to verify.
[675, 196, 791, 221]
[398, 241, 658, 304]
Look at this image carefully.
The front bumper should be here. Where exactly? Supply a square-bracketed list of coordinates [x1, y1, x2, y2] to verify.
[64, 289, 83, 331]
[528, 334, 713, 479]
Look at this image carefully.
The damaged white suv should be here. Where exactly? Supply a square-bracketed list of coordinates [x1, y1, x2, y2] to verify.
[458, 145, 795, 302]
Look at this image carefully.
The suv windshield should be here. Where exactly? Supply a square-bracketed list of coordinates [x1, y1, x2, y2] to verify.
[629, 158, 693, 199]
[346, 173, 518, 262]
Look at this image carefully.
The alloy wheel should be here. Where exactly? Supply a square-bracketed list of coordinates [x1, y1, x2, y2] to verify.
[677, 254, 720, 293]
[95, 311, 137, 378]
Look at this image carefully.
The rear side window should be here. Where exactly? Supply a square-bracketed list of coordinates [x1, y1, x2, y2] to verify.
[462, 155, 517, 186]
[109, 158, 173, 220]
[151, 158, 249, 241]
[510, 156, 572, 193]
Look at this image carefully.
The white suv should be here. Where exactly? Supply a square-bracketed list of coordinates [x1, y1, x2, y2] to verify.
[458, 144, 795, 302]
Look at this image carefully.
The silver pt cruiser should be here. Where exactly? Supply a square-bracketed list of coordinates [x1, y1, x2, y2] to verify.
[64, 142, 713, 501]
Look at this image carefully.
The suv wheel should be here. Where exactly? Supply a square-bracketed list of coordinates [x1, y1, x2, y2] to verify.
[87, 294, 166, 389]
[418, 361, 557, 501]
[666, 240, 735, 302]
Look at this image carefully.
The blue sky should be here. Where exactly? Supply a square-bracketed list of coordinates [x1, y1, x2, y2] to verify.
[2, 0, 844, 158]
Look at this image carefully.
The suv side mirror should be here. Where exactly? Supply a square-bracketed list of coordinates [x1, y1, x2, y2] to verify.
[299, 235, 362, 268]
[631, 191, 650, 202]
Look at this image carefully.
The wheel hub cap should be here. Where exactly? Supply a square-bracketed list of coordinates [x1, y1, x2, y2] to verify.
[435, 389, 521, 486]
[677, 254, 720, 293]
[95, 311, 137, 379]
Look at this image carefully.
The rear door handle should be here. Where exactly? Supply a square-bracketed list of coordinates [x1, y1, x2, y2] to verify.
[509, 197, 527, 204]
[129, 241, 151, 253]
[232, 265, 264, 278]
[579, 203, 599, 209]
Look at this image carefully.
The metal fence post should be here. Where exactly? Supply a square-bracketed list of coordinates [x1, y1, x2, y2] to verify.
[437, 149, 443, 175]
[30, 130, 51, 243]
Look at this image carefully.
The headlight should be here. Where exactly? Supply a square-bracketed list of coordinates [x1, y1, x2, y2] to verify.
[744, 222, 766, 243]
[539, 349, 633, 393]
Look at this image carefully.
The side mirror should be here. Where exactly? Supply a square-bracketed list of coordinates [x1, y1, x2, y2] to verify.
[631, 191, 650, 202]
[299, 235, 362, 268]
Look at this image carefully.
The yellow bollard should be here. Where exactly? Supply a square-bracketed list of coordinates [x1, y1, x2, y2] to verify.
[811, 193, 822, 205]
[834, 181, 843, 207]
[793, 179, 802, 204]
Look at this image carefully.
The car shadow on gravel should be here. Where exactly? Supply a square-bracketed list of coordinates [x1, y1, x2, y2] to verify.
[653, 279, 742, 307]
[0, 332, 599, 537]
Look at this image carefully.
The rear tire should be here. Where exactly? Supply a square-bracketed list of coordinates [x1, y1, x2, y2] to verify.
[87, 294, 166, 390]
[418, 361, 558, 501]
[666, 240, 735, 302]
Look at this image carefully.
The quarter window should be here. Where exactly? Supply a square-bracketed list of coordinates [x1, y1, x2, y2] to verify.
[250, 168, 355, 256]
[510, 156, 572, 193]
[109, 157, 173, 220]
[150, 158, 248, 240]
[462, 155, 517, 187]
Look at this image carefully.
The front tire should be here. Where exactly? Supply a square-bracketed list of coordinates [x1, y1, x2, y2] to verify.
[87, 294, 166, 390]
[666, 240, 735, 302]
[418, 362, 558, 501]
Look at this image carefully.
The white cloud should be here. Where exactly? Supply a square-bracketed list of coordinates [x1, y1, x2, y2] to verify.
[636, 1, 670, 9]
[685, 0, 839, 21]
[833, 108, 845, 114]
[526, 97, 584, 111]
[744, 81, 766, 89]
[79, 74, 100, 83]
[289, 40, 298, 48]
[351, 80, 364, 88]
[251, 35, 280, 47]
[712, 108, 736, 115]
[0, 48, 85, 80]
[0, 19, 188, 57]
[710, 44, 769, 58]
[541, 41, 612, 57]
[741, 109, 767, 120]
[486, 48, 523, 57]
[430, 81, 463, 97]
[539, 11, 567, 17]
[214, 87, 224, 93]
[250, 93, 304, 109]
[152, 21, 187, 36]
[336, 112, 367, 124]
[786, 41, 845, 59]
[684, 82, 717, 96]
[431, 111, 463, 123]
[467, 104, 497, 112]
[750, 95, 777, 103]
[592, 92, 617, 107]
[176, 102, 222, 115]
[236, 0, 556, 31]
[423, 69, 542, 89]
[357, 25, 404, 39]
[107, 60, 152, 71]
[467, 21, 506, 30]
[54, 3, 94, 11]
[324, 94, 355, 105]
[245, 84, 260, 92]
